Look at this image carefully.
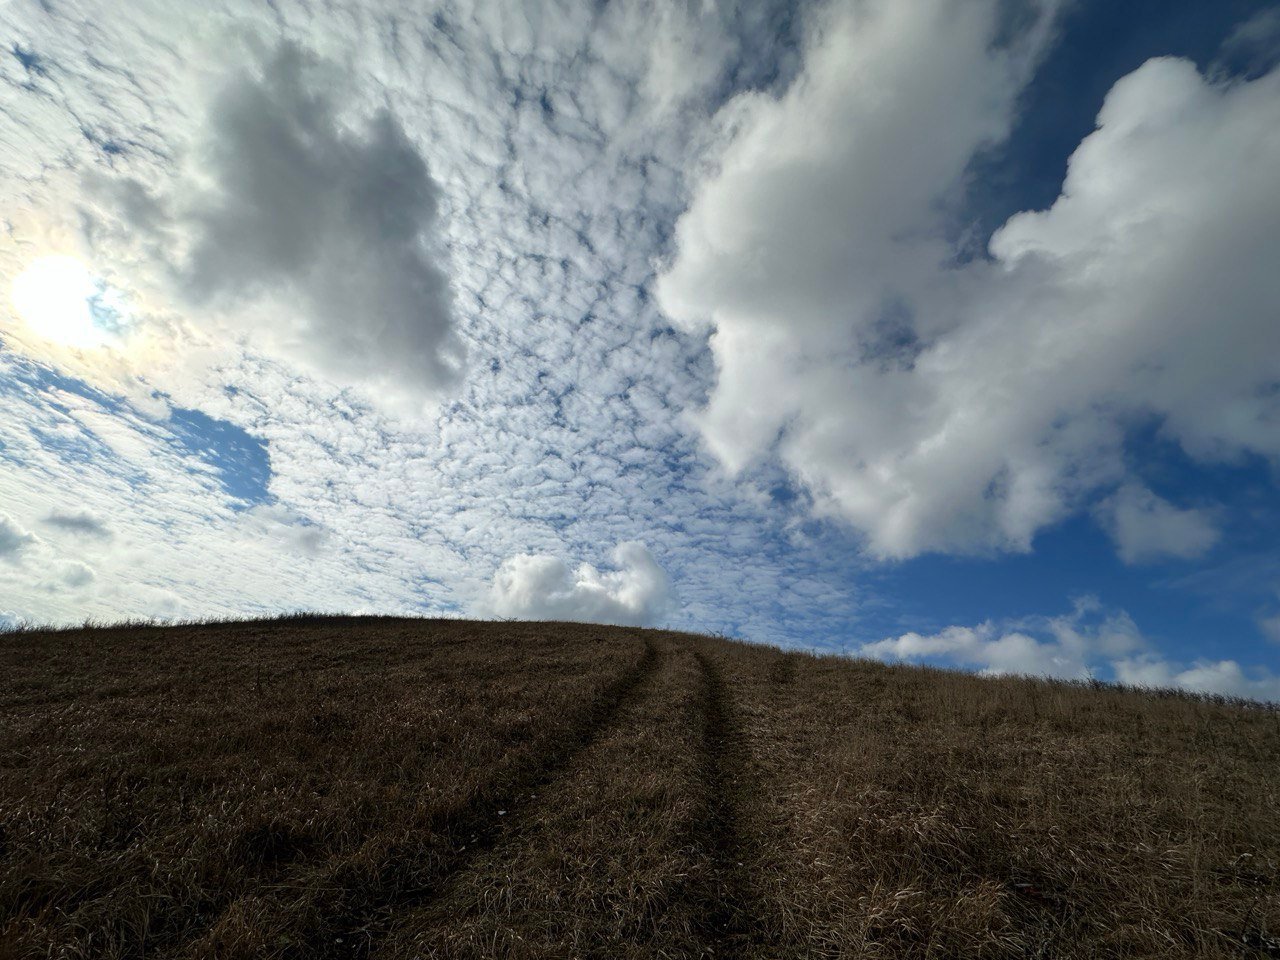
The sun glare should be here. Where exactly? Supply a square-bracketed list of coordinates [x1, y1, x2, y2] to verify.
[9, 255, 111, 348]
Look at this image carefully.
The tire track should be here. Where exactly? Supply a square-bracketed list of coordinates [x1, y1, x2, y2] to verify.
[373, 644, 702, 958]
[691, 650, 773, 957]
[307, 637, 665, 960]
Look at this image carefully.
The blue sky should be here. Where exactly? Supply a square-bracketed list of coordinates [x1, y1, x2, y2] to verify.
[2, 0, 1279, 699]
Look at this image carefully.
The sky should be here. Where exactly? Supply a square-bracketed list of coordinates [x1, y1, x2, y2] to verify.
[2, 0, 1279, 699]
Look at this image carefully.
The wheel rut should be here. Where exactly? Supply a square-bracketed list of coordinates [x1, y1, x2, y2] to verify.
[312, 638, 665, 960]
[691, 650, 772, 957]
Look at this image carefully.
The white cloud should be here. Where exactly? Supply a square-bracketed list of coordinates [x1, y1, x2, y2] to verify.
[490, 541, 672, 626]
[658, 0, 1280, 561]
[1099, 483, 1219, 564]
[239, 504, 328, 556]
[1113, 656, 1280, 703]
[859, 599, 1144, 679]
[863, 599, 1280, 703]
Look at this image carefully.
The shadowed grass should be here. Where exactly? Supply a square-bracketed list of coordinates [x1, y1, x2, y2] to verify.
[1, 618, 1276, 958]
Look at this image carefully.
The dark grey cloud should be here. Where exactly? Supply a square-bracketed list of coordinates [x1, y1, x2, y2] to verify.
[183, 44, 463, 404]
[42, 510, 113, 539]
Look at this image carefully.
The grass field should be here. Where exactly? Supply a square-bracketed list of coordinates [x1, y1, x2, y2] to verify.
[1, 617, 1277, 958]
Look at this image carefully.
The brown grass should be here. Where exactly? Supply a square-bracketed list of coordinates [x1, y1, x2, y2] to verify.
[1, 617, 1276, 958]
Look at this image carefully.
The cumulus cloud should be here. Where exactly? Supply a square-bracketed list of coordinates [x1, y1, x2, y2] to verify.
[859, 600, 1145, 679]
[861, 600, 1280, 701]
[0, 514, 36, 560]
[176, 44, 463, 408]
[658, 0, 1280, 561]
[1098, 484, 1219, 564]
[491, 541, 672, 626]
[1113, 656, 1280, 703]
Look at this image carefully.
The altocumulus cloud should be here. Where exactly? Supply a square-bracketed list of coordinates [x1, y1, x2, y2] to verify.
[491, 542, 672, 627]
[658, 0, 1280, 561]
[176, 44, 463, 409]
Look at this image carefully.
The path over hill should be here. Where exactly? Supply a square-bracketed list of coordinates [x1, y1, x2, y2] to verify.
[2, 617, 1277, 958]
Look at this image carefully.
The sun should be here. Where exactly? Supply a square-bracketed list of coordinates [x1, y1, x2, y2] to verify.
[9, 255, 112, 348]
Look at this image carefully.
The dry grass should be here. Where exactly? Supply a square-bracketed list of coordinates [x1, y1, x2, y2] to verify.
[1, 618, 1276, 958]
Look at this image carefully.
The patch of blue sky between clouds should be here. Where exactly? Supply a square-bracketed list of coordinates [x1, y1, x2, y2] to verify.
[0, 353, 272, 508]
[165, 406, 272, 507]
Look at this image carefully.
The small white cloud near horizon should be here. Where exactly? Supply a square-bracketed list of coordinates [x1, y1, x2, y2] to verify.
[1099, 483, 1220, 564]
[1113, 656, 1280, 703]
[859, 599, 1144, 680]
[859, 599, 1280, 701]
[490, 541, 672, 627]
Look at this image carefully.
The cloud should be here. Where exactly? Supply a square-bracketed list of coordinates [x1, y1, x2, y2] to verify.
[1220, 8, 1280, 76]
[1098, 484, 1219, 564]
[0, 0, 1269, 685]
[862, 599, 1280, 702]
[53, 560, 96, 589]
[490, 541, 672, 626]
[240, 504, 328, 556]
[1113, 656, 1280, 703]
[41, 510, 113, 540]
[1260, 609, 1280, 644]
[858, 599, 1144, 679]
[0, 514, 36, 560]
[0, 0, 851, 643]
[175, 43, 463, 409]
[658, 0, 1280, 561]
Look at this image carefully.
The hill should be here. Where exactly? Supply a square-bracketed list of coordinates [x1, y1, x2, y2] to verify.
[1, 617, 1277, 958]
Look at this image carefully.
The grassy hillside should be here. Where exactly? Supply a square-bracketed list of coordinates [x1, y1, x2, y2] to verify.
[1, 618, 1277, 959]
